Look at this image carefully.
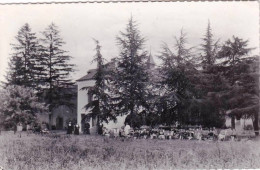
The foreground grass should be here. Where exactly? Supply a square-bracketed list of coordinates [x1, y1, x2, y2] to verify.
[0, 132, 259, 170]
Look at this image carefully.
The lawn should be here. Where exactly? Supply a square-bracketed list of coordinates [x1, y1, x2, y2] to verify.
[0, 131, 259, 170]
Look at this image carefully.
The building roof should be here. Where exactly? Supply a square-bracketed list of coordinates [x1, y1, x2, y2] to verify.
[76, 69, 97, 82]
[147, 53, 156, 69]
[148, 53, 155, 65]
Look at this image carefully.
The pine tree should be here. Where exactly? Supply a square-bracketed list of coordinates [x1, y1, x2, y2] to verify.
[5, 55, 24, 86]
[198, 65, 228, 128]
[40, 23, 75, 113]
[112, 17, 149, 127]
[199, 21, 221, 96]
[83, 40, 116, 133]
[218, 36, 253, 130]
[219, 56, 259, 135]
[200, 21, 219, 67]
[159, 29, 194, 71]
[218, 36, 252, 66]
[158, 30, 196, 126]
[196, 22, 226, 127]
[5, 23, 41, 89]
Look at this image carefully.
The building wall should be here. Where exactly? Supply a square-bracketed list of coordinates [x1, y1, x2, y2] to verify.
[37, 105, 77, 130]
[77, 80, 95, 132]
[51, 105, 76, 130]
[77, 79, 128, 133]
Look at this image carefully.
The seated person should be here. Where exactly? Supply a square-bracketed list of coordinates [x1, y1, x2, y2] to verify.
[150, 131, 157, 139]
[158, 130, 165, 139]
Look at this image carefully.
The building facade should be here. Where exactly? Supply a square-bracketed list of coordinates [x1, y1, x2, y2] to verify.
[37, 86, 77, 130]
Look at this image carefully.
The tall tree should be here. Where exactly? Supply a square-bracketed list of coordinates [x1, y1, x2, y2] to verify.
[40, 23, 75, 117]
[200, 21, 219, 67]
[218, 36, 253, 130]
[158, 30, 197, 126]
[5, 23, 42, 89]
[83, 40, 116, 133]
[196, 22, 226, 127]
[112, 17, 149, 126]
[218, 56, 259, 135]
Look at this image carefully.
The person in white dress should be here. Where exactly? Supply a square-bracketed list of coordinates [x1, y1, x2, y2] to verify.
[124, 123, 131, 137]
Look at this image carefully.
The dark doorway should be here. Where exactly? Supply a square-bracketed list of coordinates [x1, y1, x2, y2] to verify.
[56, 117, 63, 130]
[81, 114, 85, 132]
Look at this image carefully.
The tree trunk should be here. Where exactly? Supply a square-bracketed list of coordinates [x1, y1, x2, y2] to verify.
[231, 115, 235, 129]
[253, 112, 259, 136]
[97, 116, 101, 135]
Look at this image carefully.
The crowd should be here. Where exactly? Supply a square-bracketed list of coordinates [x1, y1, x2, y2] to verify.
[29, 121, 251, 141]
[101, 124, 242, 141]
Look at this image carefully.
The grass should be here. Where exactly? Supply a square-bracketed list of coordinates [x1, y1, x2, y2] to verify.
[0, 131, 260, 170]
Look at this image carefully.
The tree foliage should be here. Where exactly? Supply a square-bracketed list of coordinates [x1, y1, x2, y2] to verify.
[218, 36, 252, 66]
[200, 21, 219, 67]
[83, 40, 116, 129]
[157, 30, 197, 126]
[217, 37, 255, 130]
[0, 85, 49, 129]
[5, 23, 42, 89]
[111, 17, 149, 125]
[4, 23, 75, 127]
[40, 23, 75, 111]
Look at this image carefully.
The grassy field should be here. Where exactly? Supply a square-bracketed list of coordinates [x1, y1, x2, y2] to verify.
[0, 131, 259, 170]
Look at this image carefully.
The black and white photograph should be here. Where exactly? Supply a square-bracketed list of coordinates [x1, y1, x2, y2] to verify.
[0, 1, 259, 169]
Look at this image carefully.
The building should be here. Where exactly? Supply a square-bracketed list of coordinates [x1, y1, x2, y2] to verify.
[37, 86, 77, 130]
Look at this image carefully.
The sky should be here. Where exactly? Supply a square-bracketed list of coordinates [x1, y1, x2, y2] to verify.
[0, 1, 259, 83]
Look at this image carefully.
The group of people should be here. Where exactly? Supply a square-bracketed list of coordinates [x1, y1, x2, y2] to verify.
[67, 122, 80, 135]
[65, 122, 241, 141]
[101, 125, 239, 141]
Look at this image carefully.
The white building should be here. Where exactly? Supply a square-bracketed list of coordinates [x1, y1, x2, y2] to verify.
[76, 68, 97, 133]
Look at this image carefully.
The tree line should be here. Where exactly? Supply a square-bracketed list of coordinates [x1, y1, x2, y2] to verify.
[0, 18, 259, 135]
[86, 18, 259, 135]
[0, 23, 75, 129]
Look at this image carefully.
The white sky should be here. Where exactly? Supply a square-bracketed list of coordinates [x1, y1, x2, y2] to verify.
[0, 1, 259, 83]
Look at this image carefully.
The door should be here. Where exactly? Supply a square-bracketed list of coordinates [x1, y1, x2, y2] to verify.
[56, 117, 63, 130]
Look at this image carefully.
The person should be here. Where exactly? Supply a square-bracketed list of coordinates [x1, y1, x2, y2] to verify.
[212, 127, 218, 140]
[114, 128, 120, 138]
[150, 130, 157, 139]
[158, 129, 165, 140]
[17, 122, 23, 138]
[74, 124, 79, 135]
[85, 122, 90, 134]
[67, 122, 73, 134]
[231, 128, 237, 141]
[103, 127, 110, 137]
[119, 126, 125, 137]
[26, 124, 30, 131]
[218, 129, 226, 141]
[196, 128, 202, 141]
[98, 123, 103, 135]
[13, 122, 17, 134]
[124, 123, 131, 137]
